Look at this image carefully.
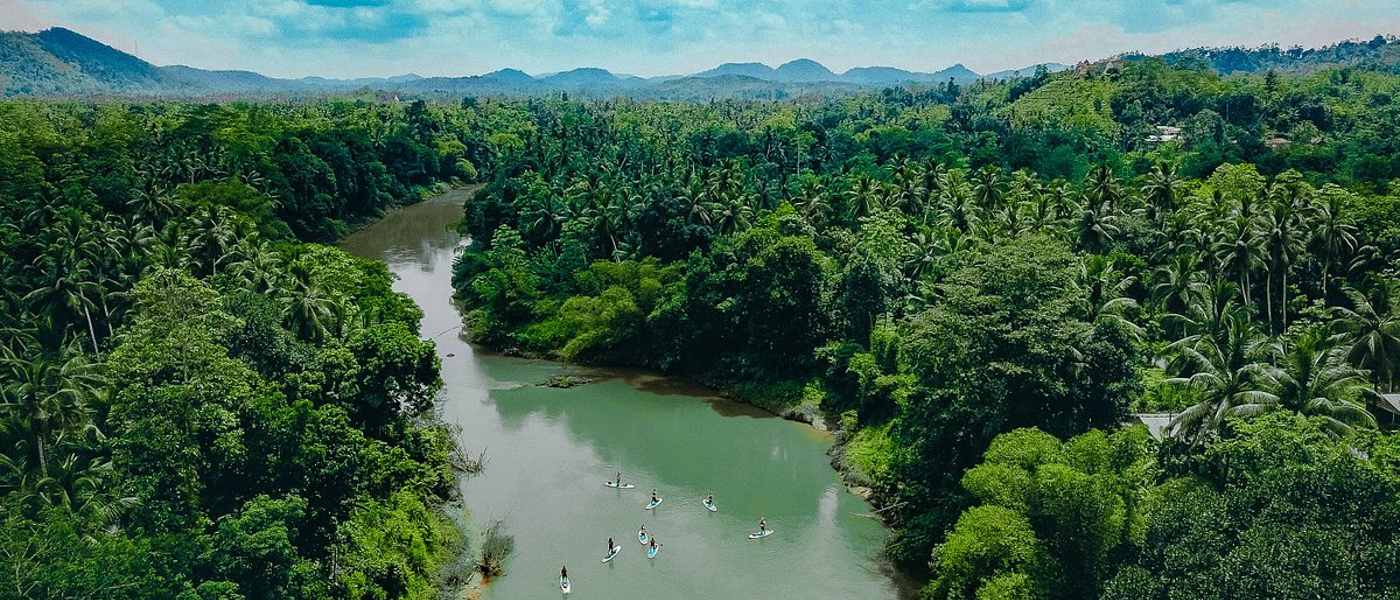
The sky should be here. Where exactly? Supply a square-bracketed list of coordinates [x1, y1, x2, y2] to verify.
[2, 0, 1398, 79]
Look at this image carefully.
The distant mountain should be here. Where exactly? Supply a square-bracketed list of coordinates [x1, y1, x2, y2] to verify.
[480, 68, 533, 85]
[3, 26, 1396, 99]
[541, 67, 629, 86]
[1160, 35, 1400, 74]
[161, 65, 296, 93]
[695, 62, 777, 79]
[935, 64, 980, 83]
[0, 27, 170, 95]
[35, 27, 164, 90]
[775, 58, 837, 82]
[842, 66, 931, 85]
[982, 63, 1069, 80]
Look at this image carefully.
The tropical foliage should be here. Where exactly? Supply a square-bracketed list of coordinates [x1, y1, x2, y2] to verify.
[448, 57, 1400, 596]
[0, 99, 497, 597]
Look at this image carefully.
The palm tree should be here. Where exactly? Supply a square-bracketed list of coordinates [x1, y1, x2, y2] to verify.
[844, 175, 883, 222]
[1260, 187, 1307, 334]
[1269, 330, 1378, 436]
[1152, 253, 1201, 318]
[283, 267, 335, 342]
[1166, 314, 1277, 443]
[229, 241, 285, 295]
[938, 173, 977, 232]
[793, 179, 831, 225]
[23, 264, 103, 355]
[971, 165, 1005, 215]
[1086, 164, 1123, 212]
[680, 180, 713, 227]
[1167, 278, 1245, 349]
[1080, 255, 1144, 341]
[1141, 163, 1184, 227]
[919, 159, 948, 217]
[1332, 283, 1400, 391]
[1312, 185, 1359, 302]
[1212, 215, 1264, 309]
[0, 353, 103, 476]
[1074, 199, 1120, 252]
[524, 193, 565, 241]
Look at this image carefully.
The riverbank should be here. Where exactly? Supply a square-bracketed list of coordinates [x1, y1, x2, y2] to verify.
[351, 185, 917, 599]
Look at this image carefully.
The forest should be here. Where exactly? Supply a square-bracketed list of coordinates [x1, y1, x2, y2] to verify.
[3, 49, 1400, 599]
[450, 56, 1400, 598]
[0, 99, 512, 597]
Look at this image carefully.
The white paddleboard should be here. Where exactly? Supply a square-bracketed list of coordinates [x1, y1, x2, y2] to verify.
[604, 481, 636, 489]
[703, 500, 718, 512]
[644, 498, 663, 509]
[560, 577, 572, 594]
[638, 529, 649, 545]
[747, 529, 774, 539]
[601, 546, 622, 563]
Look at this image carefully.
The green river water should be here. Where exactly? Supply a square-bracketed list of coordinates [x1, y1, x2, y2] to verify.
[341, 188, 913, 599]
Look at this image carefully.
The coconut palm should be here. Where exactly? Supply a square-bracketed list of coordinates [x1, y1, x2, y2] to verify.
[1166, 314, 1277, 443]
[0, 353, 103, 476]
[1261, 186, 1307, 333]
[1269, 330, 1378, 436]
[1312, 185, 1359, 301]
[283, 266, 335, 342]
[1141, 163, 1184, 227]
[1152, 253, 1201, 318]
[229, 241, 285, 295]
[23, 263, 103, 355]
[1166, 278, 1245, 350]
[1086, 164, 1123, 212]
[1073, 199, 1120, 253]
[1080, 255, 1144, 341]
[971, 165, 1005, 215]
[1332, 283, 1400, 391]
[1212, 215, 1264, 309]
[844, 175, 883, 222]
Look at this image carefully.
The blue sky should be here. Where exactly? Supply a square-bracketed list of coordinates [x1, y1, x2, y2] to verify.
[3, 0, 1398, 78]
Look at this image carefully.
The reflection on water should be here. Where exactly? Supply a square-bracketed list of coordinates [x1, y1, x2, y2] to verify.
[341, 188, 915, 600]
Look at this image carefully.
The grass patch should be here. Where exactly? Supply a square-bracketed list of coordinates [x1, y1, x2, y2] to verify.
[845, 422, 896, 484]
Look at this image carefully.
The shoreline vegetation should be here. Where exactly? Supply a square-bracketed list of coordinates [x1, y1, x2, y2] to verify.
[448, 55, 1400, 599]
[0, 100, 498, 598]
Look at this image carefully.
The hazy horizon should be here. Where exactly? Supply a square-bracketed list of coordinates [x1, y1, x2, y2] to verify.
[3, 0, 1398, 79]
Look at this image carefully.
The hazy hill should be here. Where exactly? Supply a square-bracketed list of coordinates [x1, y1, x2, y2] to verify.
[0, 27, 168, 95]
[1161, 35, 1400, 74]
[2, 26, 1396, 99]
[696, 62, 778, 79]
[775, 58, 838, 82]
[983, 63, 1069, 80]
[160, 65, 298, 93]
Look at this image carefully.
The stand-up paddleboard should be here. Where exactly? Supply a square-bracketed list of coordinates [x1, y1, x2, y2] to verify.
[702, 499, 718, 512]
[638, 529, 649, 545]
[604, 481, 636, 489]
[560, 576, 572, 594]
[747, 529, 774, 539]
[644, 497, 663, 510]
[601, 546, 622, 563]
[647, 545, 660, 559]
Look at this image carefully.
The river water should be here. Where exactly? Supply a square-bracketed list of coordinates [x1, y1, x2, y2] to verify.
[341, 188, 912, 599]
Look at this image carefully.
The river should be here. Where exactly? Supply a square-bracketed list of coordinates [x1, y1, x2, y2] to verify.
[341, 187, 913, 599]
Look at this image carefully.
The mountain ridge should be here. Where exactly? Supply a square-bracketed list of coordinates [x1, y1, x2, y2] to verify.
[2, 27, 1395, 99]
